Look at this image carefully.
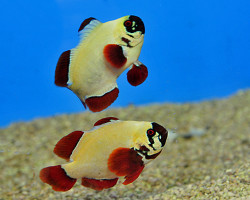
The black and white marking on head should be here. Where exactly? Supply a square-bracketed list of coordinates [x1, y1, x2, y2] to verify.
[147, 122, 168, 150]
[124, 15, 145, 34]
[134, 146, 162, 160]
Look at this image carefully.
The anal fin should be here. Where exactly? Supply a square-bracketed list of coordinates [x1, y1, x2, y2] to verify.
[85, 87, 119, 112]
[53, 131, 84, 161]
[55, 50, 71, 87]
[81, 177, 118, 191]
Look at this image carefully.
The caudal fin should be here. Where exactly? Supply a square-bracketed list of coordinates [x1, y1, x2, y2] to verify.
[55, 50, 71, 87]
[39, 165, 76, 192]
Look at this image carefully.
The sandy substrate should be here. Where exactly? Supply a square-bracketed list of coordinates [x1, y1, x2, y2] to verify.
[0, 90, 249, 199]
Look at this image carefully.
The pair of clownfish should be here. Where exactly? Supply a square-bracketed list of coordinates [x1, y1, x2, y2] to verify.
[40, 16, 168, 192]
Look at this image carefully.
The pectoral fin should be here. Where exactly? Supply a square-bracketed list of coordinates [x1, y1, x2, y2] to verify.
[103, 44, 127, 68]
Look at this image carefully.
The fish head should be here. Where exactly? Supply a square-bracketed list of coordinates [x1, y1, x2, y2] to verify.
[114, 15, 145, 47]
[133, 122, 168, 158]
[123, 15, 145, 37]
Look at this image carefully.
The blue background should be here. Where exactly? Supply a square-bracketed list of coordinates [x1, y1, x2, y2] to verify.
[0, 0, 249, 127]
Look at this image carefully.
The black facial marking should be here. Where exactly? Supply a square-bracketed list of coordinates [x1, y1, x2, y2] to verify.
[152, 122, 168, 147]
[124, 15, 145, 34]
[134, 146, 162, 160]
[148, 136, 156, 150]
[121, 37, 132, 48]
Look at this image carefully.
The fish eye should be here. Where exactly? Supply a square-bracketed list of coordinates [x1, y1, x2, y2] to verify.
[147, 129, 155, 136]
[124, 20, 132, 27]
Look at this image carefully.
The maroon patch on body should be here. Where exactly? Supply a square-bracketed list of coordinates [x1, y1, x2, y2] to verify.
[39, 165, 76, 192]
[108, 147, 144, 184]
[94, 117, 119, 126]
[103, 44, 127, 68]
[127, 64, 148, 86]
[85, 87, 119, 112]
[53, 131, 84, 161]
[78, 17, 96, 32]
[55, 50, 71, 87]
[81, 177, 119, 191]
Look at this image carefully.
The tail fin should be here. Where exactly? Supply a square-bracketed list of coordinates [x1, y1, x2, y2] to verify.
[55, 50, 71, 87]
[39, 165, 76, 192]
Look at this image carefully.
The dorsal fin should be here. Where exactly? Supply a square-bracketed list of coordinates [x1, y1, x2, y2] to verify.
[53, 131, 84, 161]
[78, 17, 101, 42]
[94, 117, 119, 127]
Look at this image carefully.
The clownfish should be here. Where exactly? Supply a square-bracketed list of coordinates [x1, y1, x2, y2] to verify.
[39, 117, 168, 191]
[55, 15, 148, 112]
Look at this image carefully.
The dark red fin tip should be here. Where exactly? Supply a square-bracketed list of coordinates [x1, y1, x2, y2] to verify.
[55, 50, 71, 87]
[81, 177, 118, 191]
[39, 165, 76, 192]
[85, 87, 119, 112]
[108, 147, 144, 184]
[78, 17, 96, 32]
[54, 131, 84, 161]
[94, 117, 119, 126]
[123, 165, 144, 185]
[103, 44, 127, 68]
[127, 64, 148, 86]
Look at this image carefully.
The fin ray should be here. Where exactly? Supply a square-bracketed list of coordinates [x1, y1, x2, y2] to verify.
[78, 17, 101, 42]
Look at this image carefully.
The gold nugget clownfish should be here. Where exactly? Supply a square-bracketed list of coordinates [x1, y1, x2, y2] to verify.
[55, 15, 148, 112]
[39, 117, 168, 191]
